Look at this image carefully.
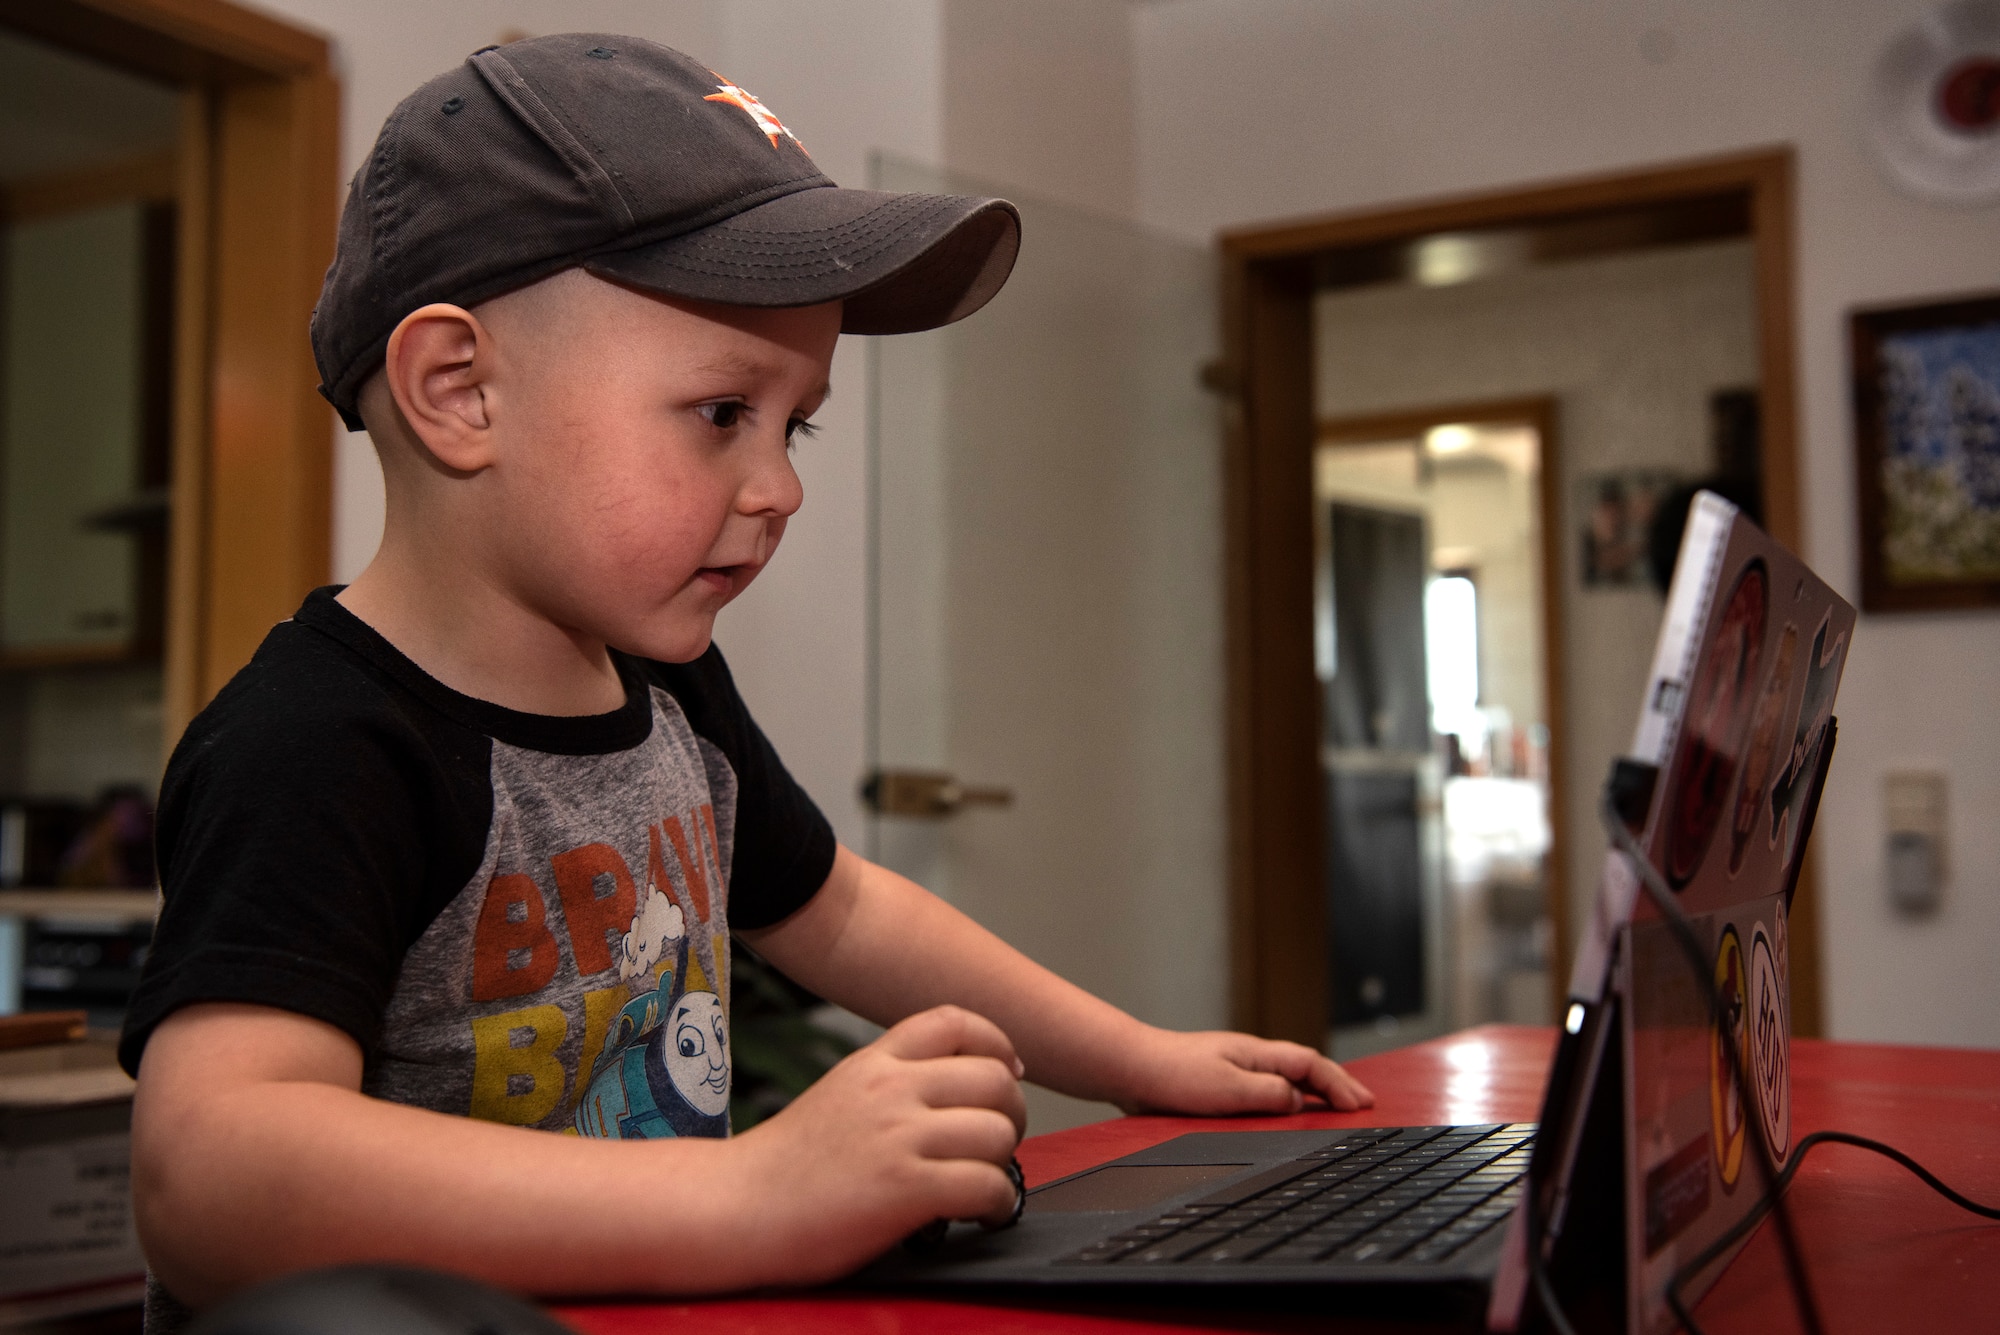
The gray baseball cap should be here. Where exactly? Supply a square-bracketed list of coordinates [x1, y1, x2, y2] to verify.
[311, 33, 1020, 429]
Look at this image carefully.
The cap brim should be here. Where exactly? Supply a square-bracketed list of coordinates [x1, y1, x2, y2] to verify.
[582, 186, 1020, 335]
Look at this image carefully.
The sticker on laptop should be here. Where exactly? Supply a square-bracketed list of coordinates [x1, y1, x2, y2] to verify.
[1709, 923, 1748, 1191]
[1748, 923, 1791, 1164]
[1728, 620, 1797, 876]
[1644, 1134, 1712, 1256]
[1766, 610, 1847, 868]
[1664, 559, 1767, 887]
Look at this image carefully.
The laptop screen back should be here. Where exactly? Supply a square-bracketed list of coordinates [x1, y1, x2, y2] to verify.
[1620, 502, 1853, 1334]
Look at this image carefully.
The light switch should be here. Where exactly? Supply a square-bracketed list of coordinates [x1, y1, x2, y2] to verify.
[1884, 771, 1946, 916]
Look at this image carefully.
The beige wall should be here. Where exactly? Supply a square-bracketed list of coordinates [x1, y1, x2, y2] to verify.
[1137, 0, 2000, 1047]
[942, 0, 1135, 218]
[872, 154, 1222, 1131]
[1315, 242, 1761, 952]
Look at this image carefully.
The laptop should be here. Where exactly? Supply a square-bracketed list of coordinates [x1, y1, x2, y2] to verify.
[862, 492, 1854, 1335]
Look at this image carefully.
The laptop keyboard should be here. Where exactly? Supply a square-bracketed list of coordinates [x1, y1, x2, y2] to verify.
[1059, 1123, 1534, 1268]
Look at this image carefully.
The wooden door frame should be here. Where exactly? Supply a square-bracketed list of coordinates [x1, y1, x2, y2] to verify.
[1217, 147, 1823, 1044]
[0, 0, 340, 741]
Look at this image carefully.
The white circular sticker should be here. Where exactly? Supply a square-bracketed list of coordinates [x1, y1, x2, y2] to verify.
[1747, 925, 1791, 1164]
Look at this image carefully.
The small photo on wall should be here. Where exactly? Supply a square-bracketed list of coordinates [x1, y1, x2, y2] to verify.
[1852, 294, 2000, 611]
[1578, 469, 1680, 587]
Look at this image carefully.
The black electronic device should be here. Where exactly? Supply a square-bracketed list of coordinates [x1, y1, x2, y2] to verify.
[862, 493, 1854, 1335]
[187, 1266, 574, 1335]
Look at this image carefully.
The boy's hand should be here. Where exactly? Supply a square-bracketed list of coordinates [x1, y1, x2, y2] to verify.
[726, 1004, 1025, 1284]
[1113, 1028, 1375, 1117]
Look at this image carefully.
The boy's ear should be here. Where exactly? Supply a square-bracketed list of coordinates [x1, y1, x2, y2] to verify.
[382, 304, 497, 472]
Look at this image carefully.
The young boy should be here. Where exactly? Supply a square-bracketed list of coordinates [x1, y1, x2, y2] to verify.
[121, 33, 1372, 1320]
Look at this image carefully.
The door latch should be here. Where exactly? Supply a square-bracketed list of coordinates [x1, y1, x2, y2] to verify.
[860, 770, 1015, 818]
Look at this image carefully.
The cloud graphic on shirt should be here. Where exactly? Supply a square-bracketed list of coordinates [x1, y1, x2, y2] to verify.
[619, 884, 686, 982]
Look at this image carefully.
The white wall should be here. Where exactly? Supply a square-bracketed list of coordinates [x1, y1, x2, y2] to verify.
[1134, 0, 2000, 1048]
[871, 153, 1224, 1132]
[942, 0, 1135, 218]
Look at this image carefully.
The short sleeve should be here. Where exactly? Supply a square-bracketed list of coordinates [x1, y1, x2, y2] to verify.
[641, 648, 836, 931]
[118, 628, 491, 1075]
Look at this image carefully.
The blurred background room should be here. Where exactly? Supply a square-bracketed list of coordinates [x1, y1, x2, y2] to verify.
[3, 1, 1998, 1323]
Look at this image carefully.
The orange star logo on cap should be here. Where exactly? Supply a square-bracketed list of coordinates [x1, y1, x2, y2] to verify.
[704, 77, 805, 152]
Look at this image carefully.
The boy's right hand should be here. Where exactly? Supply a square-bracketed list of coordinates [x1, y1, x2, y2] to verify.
[726, 1004, 1025, 1283]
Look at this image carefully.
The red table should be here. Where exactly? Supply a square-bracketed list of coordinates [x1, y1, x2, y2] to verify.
[554, 1025, 2000, 1334]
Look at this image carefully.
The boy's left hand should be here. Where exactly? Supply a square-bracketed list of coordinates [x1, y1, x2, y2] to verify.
[1114, 1029, 1375, 1117]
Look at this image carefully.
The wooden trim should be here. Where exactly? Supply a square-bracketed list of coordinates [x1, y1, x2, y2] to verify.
[0, 0, 328, 83]
[1738, 151, 1823, 1037]
[1315, 397, 1573, 1020]
[0, 888, 159, 922]
[1, 1, 341, 749]
[198, 65, 336, 703]
[161, 85, 212, 746]
[0, 643, 151, 671]
[1222, 147, 1824, 1040]
[1747, 153, 1802, 554]
[1220, 146, 1792, 261]
[1220, 260, 1259, 1036]
[1533, 410, 1572, 1025]
[0, 1010, 90, 1049]
[0, 151, 178, 223]
[1319, 396, 1551, 445]
[1224, 255, 1324, 1044]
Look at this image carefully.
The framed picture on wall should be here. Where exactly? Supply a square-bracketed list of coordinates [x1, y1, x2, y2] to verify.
[1852, 293, 2000, 611]
[1577, 469, 1680, 588]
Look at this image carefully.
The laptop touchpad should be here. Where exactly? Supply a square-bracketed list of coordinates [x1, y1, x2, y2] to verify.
[1027, 1163, 1250, 1214]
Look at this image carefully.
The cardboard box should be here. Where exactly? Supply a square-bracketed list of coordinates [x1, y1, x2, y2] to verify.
[0, 1036, 145, 1327]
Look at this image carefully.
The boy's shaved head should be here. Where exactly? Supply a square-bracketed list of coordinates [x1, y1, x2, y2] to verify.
[356, 268, 595, 456]
[357, 269, 835, 489]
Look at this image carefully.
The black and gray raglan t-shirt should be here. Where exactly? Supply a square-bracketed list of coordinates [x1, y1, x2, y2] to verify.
[118, 587, 835, 1140]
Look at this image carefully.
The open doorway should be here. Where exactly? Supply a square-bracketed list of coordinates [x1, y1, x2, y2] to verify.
[1314, 402, 1561, 1058]
[0, 1, 335, 1020]
[0, 3, 335, 1322]
[1219, 149, 1822, 1049]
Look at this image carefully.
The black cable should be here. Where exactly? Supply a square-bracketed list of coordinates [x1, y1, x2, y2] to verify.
[1526, 1182, 1581, 1335]
[1761, 1178, 1823, 1334]
[1581, 789, 2000, 1335]
[1517, 1108, 1579, 1335]
[1664, 1129, 2000, 1334]
[1761, 1172, 1822, 1334]
[1598, 791, 1825, 1335]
